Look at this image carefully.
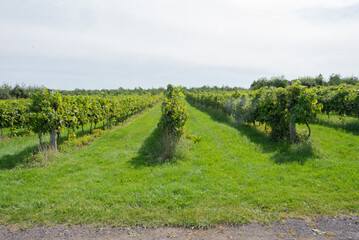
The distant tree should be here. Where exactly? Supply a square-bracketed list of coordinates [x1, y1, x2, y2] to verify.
[250, 77, 288, 90]
[293, 74, 327, 88]
[342, 76, 359, 85]
[250, 78, 267, 90]
[0, 83, 41, 99]
[0, 83, 11, 99]
[9, 85, 27, 98]
[328, 74, 342, 86]
[315, 74, 326, 86]
[271, 77, 288, 88]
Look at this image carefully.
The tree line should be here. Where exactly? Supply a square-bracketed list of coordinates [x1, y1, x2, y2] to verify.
[0, 82, 164, 99]
[250, 74, 359, 90]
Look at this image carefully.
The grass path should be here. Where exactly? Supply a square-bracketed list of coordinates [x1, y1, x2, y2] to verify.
[185, 100, 358, 223]
[0, 134, 42, 169]
[0, 105, 162, 226]
[0, 100, 358, 227]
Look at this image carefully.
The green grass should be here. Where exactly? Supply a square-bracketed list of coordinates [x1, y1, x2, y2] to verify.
[0, 100, 358, 227]
[0, 130, 50, 169]
[0, 120, 116, 169]
[316, 113, 359, 136]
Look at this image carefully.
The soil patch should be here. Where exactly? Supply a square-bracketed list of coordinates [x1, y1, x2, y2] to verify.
[1, 217, 358, 240]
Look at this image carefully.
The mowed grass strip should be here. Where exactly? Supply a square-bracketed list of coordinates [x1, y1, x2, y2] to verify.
[0, 121, 115, 169]
[0, 100, 358, 227]
[185, 100, 358, 222]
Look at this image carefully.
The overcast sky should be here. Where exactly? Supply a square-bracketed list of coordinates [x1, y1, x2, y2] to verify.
[1, 0, 359, 89]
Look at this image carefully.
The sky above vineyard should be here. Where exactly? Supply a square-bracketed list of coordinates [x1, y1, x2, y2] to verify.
[1, 0, 359, 89]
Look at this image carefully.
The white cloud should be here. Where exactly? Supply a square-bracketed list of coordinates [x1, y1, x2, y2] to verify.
[1, 0, 359, 88]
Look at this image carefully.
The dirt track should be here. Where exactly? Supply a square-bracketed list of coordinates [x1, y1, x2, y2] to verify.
[1, 217, 358, 240]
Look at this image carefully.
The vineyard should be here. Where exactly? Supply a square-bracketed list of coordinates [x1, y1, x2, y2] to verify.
[0, 84, 358, 228]
[186, 83, 359, 142]
[0, 89, 160, 149]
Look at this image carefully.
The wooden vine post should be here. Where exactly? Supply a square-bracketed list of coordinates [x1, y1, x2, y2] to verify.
[287, 82, 297, 144]
[289, 121, 296, 144]
[49, 89, 57, 150]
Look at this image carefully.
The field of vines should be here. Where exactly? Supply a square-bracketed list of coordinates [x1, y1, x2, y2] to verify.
[186, 83, 359, 142]
[0, 83, 358, 228]
[0, 89, 161, 149]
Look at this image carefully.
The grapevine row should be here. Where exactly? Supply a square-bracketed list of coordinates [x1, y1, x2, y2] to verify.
[157, 85, 189, 159]
[186, 83, 358, 142]
[0, 89, 161, 148]
[316, 84, 359, 119]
